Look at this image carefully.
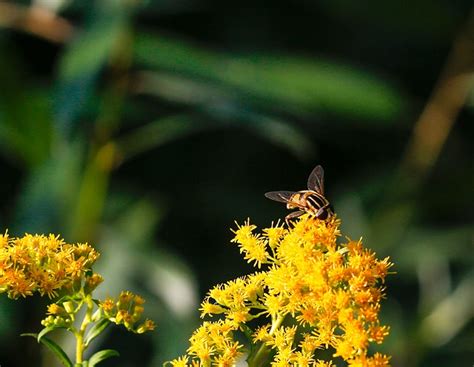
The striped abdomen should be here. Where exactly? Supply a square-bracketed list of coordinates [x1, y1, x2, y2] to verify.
[287, 190, 333, 220]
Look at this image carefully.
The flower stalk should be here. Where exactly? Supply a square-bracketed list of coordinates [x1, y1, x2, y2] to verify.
[248, 314, 286, 367]
[75, 294, 94, 363]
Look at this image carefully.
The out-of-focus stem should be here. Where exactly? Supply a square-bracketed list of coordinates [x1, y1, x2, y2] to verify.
[0, 3, 74, 43]
[400, 9, 474, 184]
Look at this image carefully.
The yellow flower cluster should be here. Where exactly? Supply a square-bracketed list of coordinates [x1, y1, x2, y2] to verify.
[170, 215, 392, 367]
[0, 232, 156, 338]
[0, 232, 99, 299]
[101, 291, 156, 333]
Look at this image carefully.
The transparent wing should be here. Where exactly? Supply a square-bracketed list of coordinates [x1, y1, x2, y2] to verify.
[264, 191, 294, 203]
[307, 165, 325, 194]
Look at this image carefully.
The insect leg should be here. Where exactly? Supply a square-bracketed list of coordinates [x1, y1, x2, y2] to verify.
[285, 210, 305, 225]
[315, 203, 333, 220]
[315, 204, 328, 216]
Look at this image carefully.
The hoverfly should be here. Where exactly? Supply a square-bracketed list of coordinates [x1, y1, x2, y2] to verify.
[265, 165, 334, 221]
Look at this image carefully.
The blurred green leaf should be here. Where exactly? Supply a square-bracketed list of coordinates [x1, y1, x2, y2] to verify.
[22, 333, 73, 367]
[0, 52, 53, 167]
[115, 115, 205, 162]
[116, 113, 313, 162]
[59, 21, 124, 82]
[37, 326, 57, 342]
[395, 225, 473, 271]
[87, 349, 119, 367]
[84, 320, 111, 347]
[13, 141, 83, 234]
[419, 272, 474, 347]
[0, 90, 53, 167]
[54, 3, 131, 138]
[69, 142, 115, 241]
[134, 34, 404, 121]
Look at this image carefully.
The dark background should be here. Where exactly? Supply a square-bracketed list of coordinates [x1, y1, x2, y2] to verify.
[0, 0, 472, 366]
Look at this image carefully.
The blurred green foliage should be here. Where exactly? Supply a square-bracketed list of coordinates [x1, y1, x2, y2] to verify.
[0, 0, 472, 366]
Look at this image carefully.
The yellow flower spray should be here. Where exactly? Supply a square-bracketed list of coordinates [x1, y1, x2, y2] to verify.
[170, 215, 393, 367]
[0, 232, 155, 366]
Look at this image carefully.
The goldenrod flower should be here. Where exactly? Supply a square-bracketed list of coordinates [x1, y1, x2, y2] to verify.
[171, 214, 393, 366]
[1, 231, 155, 367]
[100, 297, 116, 313]
[200, 299, 226, 317]
[170, 356, 189, 367]
[0, 233, 99, 299]
[136, 319, 157, 334]
[47, 303, 68, 317]
[100, 290, 155, 333]
[253, 324, 271, 343]
[231, 221, 268, 268]
[84, 273, 104, 294]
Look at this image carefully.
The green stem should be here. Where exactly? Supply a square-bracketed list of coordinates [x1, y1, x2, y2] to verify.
[247, 314, 286, 367]
[75, 295, 94, 364]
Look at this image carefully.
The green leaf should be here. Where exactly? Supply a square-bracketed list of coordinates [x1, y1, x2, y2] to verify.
[220, 112, 314, 159]
[12, 142, 84, 234]
[54, 3, 131, 138]
[87, 349, 119, 367]
[68, 143, 114, 241]
[115, 115, 206, 162]
[39, 336, 73, 367]
[0, 57, 53, 168]
[116, 113, 313, 163]
[22, 333, 73, 367]
[134, 34, 404, 121]
[84, 319, 111, 347]
[20, 333, 38, 339]
[37, 326, 57, 342]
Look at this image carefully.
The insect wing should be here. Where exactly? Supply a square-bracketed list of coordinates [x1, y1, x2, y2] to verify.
[307, 165, 325, 194]
[264, 191, 294, 203]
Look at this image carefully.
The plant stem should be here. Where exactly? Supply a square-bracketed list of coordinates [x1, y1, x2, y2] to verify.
[75, 295, 94, 363]
[247, 314, 285, 367]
